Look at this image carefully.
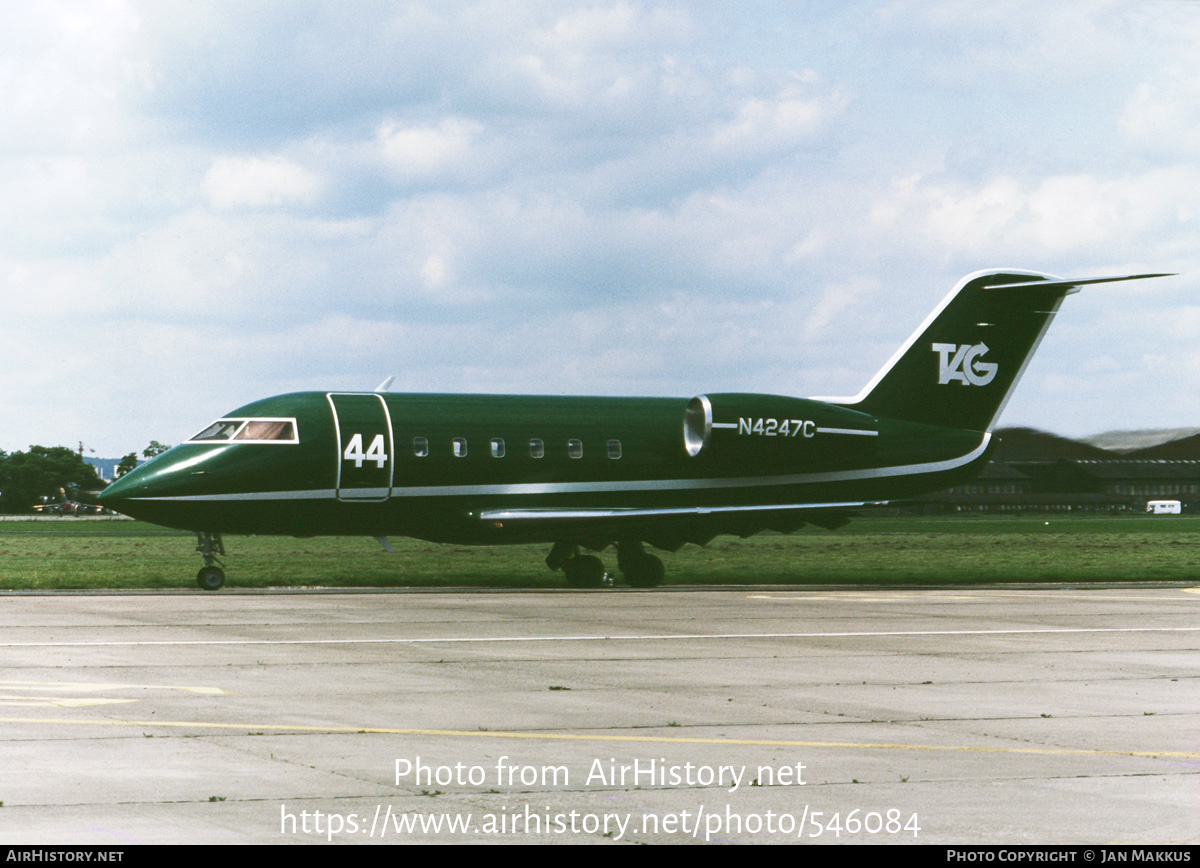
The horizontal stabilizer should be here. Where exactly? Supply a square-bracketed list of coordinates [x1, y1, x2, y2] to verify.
[983, 273, 1174, 292]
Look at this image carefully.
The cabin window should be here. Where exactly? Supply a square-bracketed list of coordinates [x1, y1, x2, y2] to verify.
[453, 437, 467, 458]
[607, 439, 622, 459]
[529, 438, 544, 459]
[413, 436, 428, 457]
[491, 438, 505, 458]
[568, 439, 583, 459]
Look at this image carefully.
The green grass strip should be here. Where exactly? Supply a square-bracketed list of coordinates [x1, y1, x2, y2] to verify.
[0, 515, 1196, 589]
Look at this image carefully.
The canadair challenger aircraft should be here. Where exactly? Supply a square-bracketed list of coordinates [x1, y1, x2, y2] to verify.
[98, 269, 1166, 590]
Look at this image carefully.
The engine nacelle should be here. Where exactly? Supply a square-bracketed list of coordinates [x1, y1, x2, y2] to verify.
[683, 393, 879, 468]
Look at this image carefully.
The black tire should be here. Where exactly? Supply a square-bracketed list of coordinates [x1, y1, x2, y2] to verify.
[563, 555, 605, 589]
[197, 566, 225, 591]
[624, 553, 664, 588]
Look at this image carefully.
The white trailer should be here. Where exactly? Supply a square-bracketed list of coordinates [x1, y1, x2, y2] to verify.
[1146, 500, 1182, 515]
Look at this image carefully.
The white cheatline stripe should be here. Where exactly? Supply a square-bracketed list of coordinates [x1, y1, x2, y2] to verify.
[125, 435, 991, 503]
[815, 427, 879, 437]
[2, 625, 1196, 648]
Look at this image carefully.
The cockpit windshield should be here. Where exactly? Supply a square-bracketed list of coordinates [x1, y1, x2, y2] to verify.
[234, 420, 295, 441]
[189, 418, 298, 444]
[192, 420, 242, 442]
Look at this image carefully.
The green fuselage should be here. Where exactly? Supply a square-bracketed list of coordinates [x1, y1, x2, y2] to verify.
[98, 390, 989, 548]
[96, 269, 1168, 590]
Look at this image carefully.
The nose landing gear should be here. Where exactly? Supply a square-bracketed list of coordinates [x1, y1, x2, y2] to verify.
[196, 532, 226, 591]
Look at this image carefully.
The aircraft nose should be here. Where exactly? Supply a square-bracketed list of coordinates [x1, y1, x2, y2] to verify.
[96, 447, 212, 522]
[96, 464, 153, 514]
[96, 444, 259, 530]
[99, 443, 231, 507]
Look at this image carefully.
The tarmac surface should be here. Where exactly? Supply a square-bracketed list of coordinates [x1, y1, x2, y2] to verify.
[0, 585, 1196, 845]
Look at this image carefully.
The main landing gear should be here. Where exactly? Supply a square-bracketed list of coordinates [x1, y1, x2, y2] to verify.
[546, 542, 609, 588]
[616, 540, 665, 588]
[546, 540, 663, 589]
[196, 532, 226, 591]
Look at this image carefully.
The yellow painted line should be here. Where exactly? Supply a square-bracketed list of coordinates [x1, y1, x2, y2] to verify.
[1, 716, 1196, 759]
[4, 626, 1198, 648]
[0, 698, 139, 708]
[750, 593, 979, 601]
[0, 681, 228, 695]
[750, 591, 1200, 602]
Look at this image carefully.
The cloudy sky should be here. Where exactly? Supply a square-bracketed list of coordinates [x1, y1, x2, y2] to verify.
[3, 0, 1199, 455]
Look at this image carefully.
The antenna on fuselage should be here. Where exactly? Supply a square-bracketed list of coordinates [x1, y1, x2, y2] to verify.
[374, 376, 395, 393]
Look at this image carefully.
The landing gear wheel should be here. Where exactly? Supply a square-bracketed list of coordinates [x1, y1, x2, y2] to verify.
[194, 531, 227, 591]
[563, 554, 606, 589]
[623, 553, 664, 588]
[197, 566, 226, 592]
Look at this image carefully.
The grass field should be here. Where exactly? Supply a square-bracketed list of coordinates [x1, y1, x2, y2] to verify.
[0, 514, 1197, 589]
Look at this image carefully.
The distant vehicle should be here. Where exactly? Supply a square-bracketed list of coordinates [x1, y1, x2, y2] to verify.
[98, 269, 1170, 591]
[1146, 500, 1182, 515]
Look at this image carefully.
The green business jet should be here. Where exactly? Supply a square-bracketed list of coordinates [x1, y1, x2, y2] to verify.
[98, 269, 1167, 591]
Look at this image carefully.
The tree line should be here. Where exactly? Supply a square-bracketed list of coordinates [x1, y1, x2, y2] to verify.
[115, 441, 170, 479]
[0, 442, 170, 514]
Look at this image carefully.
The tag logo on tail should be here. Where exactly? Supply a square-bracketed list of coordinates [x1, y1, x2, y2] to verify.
[932, 342, 998, 386]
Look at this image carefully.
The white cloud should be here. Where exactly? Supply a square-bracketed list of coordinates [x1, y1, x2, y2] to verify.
[490, 3, 693, 120]
[1122, 66, 1200, 153]
[539, 2, 639, 49]
[534, 1, 690, 53]
[870, 169, 1200, 258]
[420, 254, 449, 288]
[801, 277, 876, 340]
[201, 156, 322, 210]
[710, 91, 839, 157]
[0, 1, 146, 150]
[874, 0, 1135, 85]
[376, 117, 483, 179]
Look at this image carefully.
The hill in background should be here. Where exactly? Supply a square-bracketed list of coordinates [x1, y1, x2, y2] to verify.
[1082, 427, 1200, 453]
[1124, 432, 1200, 460]
[991, 428, 1113, 462]
[991, 427, 1200, 461]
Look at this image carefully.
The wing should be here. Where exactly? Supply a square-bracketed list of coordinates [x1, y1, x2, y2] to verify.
[477, 500, 884, 551]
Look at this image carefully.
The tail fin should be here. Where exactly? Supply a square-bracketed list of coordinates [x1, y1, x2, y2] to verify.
[823, 269, 1170, 432]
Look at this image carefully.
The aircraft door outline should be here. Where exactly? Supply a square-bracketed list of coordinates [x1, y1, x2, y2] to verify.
[327, 393, 394, 501]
